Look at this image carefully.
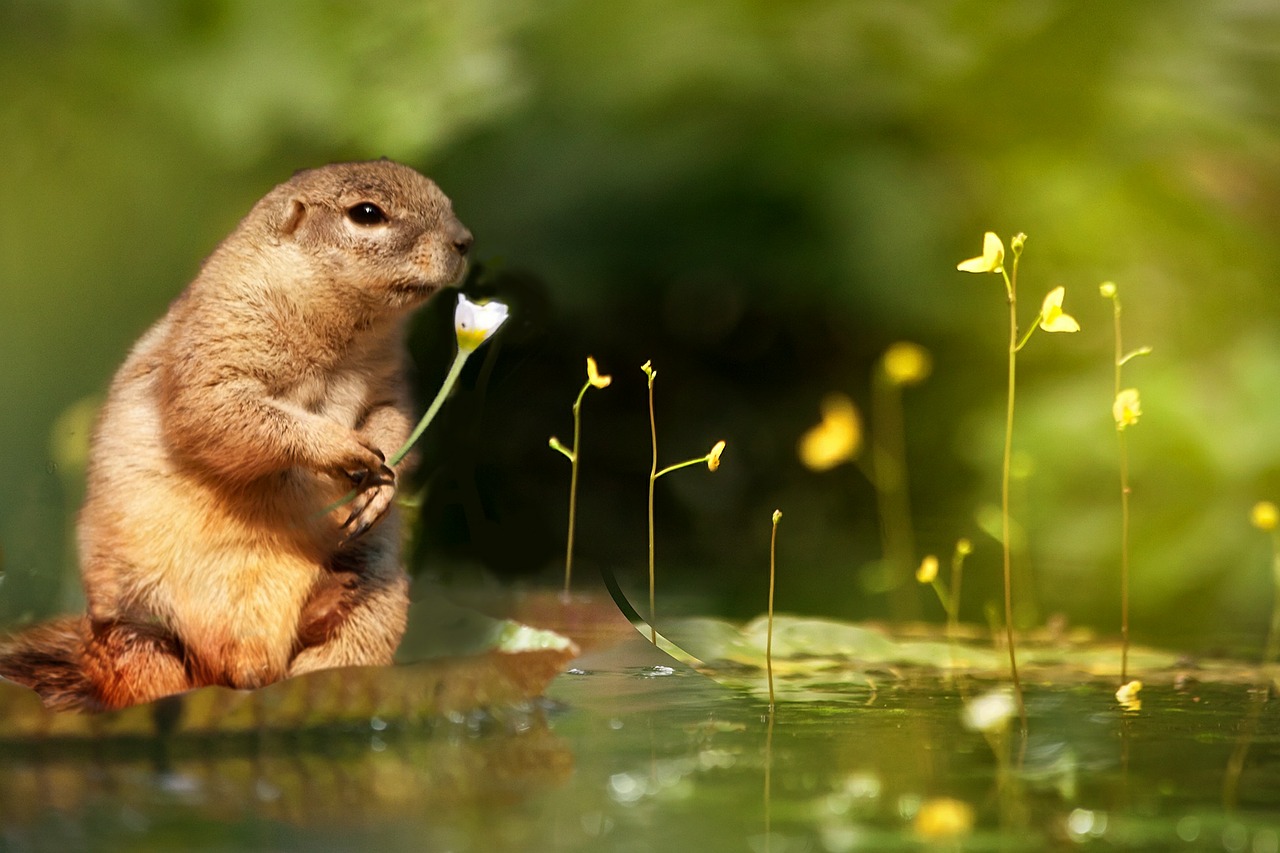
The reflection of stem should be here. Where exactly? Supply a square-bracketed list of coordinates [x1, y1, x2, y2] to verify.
[647, 374, 658, 646]
[872, 373, 918, 621]
[764, 705, 775, 847]
[1000, 260, 1028, 737]
[1224, 684, 1269, 811]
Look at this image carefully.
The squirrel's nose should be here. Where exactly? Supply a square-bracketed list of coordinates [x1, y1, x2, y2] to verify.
[452, 226, 474, 257]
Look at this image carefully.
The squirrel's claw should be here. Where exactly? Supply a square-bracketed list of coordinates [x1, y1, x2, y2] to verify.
[340, 463, 396, 544]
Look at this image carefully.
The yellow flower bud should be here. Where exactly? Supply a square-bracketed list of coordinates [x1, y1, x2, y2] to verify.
[772, 509, 782, 525]
[706, 440, 726, 472]
[586, 356, 612, 389]
[1099, 281, 1117, 299]
[916, 555, 939, 584]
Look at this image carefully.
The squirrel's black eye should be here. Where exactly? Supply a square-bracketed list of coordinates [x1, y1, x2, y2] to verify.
[346, 202, 388, 225]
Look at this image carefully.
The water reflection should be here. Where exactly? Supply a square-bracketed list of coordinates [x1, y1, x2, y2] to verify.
[4, 634, 1280, 851]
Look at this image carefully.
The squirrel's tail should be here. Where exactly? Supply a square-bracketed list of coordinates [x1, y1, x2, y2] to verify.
[0, 616, 98, 712]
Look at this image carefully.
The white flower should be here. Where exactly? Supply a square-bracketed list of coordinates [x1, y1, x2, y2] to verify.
[454, 295, 510, 352]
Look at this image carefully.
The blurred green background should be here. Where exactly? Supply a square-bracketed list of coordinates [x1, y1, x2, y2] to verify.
[4, 0, 1280, 653]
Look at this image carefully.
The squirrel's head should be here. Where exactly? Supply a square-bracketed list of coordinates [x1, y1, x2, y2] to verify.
[259, 159, 473, 313]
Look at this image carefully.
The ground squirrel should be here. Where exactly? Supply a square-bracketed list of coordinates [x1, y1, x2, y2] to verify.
[0, 160, 472, 711]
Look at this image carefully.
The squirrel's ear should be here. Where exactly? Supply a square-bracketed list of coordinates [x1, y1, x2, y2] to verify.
[278, 199, 306, 237]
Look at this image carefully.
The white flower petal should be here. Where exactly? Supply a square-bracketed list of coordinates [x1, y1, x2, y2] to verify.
[454, 295, 510, 351]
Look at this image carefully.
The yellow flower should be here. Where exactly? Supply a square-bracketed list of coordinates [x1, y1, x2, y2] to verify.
[586, 356, 612, 389]
[454, 295, 510, 352]
[1115, 679, 1143, 712]
[797, 393, 861, 471]
[916, 555, 939, 584]
[957, 231, 1005, 274]
[1099, 281, 1117, 299]
[706, 440, 726, 472]
[772, 509, 782, 524]
[881, 341, 932, 386]
[914, 798, 974, 841]
[955, 538, 973, 556]
[1113, 388, 1141, 430]
[1251, 501, 1279, 532]
[1038, 286, 1080, 333]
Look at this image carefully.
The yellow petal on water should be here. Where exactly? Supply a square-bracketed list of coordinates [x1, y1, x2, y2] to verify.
[1116, 679, 1143, 712]
[957, 231, 1005, 274]
[798, 393, 861, 471]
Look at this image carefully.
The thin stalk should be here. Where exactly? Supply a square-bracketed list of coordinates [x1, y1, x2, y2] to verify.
[322, 346, 471, 517]
[647, 375, 658, 645]
[563, 383, 589, 596]
[872, 373, 918, 621]
[1000, 260, 1028, 734]
[768, 510, 780, 710]
[390, 349, 472, 468]
[1112, 296, 1131, 683]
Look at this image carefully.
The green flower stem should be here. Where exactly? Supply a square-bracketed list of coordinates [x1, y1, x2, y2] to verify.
[646, 371, 659, 645]
[949, 543, 968, 639]
[872, 371, 918, 622]
[1110, 293, 1132, 683]
[321, 345, 472, 518]
[1014, 317, 1042, 352]
[926, 578, 952, 617]
[654, 456, 712, 478]
[767, 511, 780, 711]
[1000, 257, 1028, 735]
[562, 379, 592, 595]
[390, 347, 473, 468]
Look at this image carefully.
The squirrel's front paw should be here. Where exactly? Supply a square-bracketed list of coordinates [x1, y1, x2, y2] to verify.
[340, 462, 397, 543]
